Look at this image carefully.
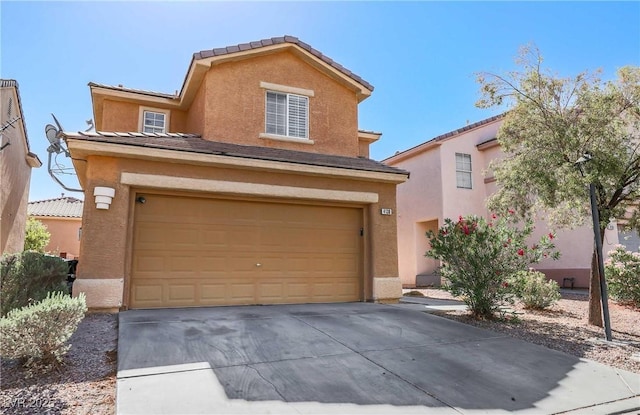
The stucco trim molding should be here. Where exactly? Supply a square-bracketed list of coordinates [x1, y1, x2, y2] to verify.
[73, 278, 124, 310]
[121, 173, 379, 204]
[259, 81, 314, 97]
[259, 133, 314, 145]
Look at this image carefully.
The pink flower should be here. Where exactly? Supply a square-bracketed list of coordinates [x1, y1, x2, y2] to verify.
[502, 282, 509, 288]
[462, 225, 470, 235]
[491, 213, 497, 219]
[517, 249, 525, 256]
[508, 209, 515, 215]
[459, 215, 464, 222]
[548, 233, 554, 240]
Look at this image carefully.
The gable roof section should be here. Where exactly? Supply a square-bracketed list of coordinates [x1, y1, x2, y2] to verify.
[383, 113, 505, 164]
[89, 35, 374, 115]
[28, 197, 84, 218]
[64, 131, 406, 178]
[192, 36, 373, 92]
[0, 79, 42, 166]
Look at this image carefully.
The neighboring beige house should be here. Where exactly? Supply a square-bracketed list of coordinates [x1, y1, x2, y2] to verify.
[28, 196, 83, 259]
[63, 36, 408, 311]
[1, 79, 42, 254]
[384, 114, 620, 289]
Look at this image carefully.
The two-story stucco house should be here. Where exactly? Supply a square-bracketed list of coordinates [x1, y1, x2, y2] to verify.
[28, 196, 83, 259]
[63, 36, 408, 311]
[1, 79, 42, 254]
[384, 114, 620, 289]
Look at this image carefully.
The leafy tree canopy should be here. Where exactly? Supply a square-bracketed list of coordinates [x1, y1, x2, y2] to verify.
[476, 46, 640, 230]
[24, 217, 50, 252]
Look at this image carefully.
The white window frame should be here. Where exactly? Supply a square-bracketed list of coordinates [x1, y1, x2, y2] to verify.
[138, 107, 170, 134]
[455, 153, 473, 189]
[259, 82, 314, 144]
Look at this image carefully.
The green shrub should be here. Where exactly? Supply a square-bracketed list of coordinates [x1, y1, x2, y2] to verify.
[0, 292, 87, 367]
[0, 251, 68, 317]
[24, 217, 50, 252]
[426, 214, 559, 319]
[508, 270, 561, 309]
[605, 245, 640, 307]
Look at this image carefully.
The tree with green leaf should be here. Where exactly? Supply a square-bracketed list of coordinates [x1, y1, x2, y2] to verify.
[24, 217, 50, 252]
[426, 214, 558, 319]
[476, 45, 640, 326]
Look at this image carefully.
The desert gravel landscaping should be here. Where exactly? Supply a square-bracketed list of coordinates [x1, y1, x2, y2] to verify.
[406, 288, 640, 374]
[1, 290, 638, 414]
[1, 313, 117, 415]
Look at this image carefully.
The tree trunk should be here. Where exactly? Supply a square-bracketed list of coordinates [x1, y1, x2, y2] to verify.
[588, 250, 603, 327]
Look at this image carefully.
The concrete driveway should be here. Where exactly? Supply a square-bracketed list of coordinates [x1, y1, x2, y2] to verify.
[117, 302, 640, 414]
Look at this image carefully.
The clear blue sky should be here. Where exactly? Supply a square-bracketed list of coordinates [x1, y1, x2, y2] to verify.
[2, 1, 639, 202]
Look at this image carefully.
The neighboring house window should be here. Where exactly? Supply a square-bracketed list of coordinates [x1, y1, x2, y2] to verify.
[265, 91, 308, 139]
[456, 153, 472, 189]
[143, 111, 166, 133]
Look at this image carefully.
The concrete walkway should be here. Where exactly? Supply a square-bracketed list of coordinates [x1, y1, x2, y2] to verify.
[117, 302, 640, 414]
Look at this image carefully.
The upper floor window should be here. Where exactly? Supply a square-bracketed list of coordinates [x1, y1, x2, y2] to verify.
[265, 91, 308, 139]
[456, 153, 472, 189]
[143, 111, 166, 133]
[139, 107, 170, 134]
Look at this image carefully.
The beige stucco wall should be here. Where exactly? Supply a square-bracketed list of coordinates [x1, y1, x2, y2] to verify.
[388, 118, 616, 288]
[101, 100, 187, 133]
[185, 77, 206, 135]
[76, 155, 402, 309]
[35, 217, 82, 259]
[0, 86, 33, 254]
[200, 50, 359, 157]
[101, 100, 139, 132]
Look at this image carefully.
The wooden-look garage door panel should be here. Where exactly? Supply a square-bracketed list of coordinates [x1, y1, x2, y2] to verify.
[130, 195, 362, 308]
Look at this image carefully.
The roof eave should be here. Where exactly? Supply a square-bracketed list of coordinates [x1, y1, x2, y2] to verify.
[65, 136, 407, 184]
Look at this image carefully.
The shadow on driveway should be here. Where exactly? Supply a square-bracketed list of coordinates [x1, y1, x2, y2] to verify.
[117, 303, 640, 414]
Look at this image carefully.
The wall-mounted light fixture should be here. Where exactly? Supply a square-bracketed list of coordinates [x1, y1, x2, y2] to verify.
[136, 196, 146, 204]
[94, 186, 115, 210]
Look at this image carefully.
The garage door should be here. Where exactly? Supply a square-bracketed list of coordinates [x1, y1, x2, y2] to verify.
[130, 194, 363, 308]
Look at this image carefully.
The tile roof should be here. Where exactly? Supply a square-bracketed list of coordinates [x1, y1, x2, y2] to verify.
[28, 197, 84, 218]
[66, 131, 407, 176]
[383, 113, 506, 162]
[88, 82, 178, 99]
[194, 36, 374, 92]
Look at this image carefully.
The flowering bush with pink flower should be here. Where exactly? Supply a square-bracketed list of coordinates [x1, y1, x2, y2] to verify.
[426, 214, 559, 319]
[605, 245, 640, 307]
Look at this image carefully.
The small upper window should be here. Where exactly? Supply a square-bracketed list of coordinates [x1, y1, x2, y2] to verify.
[455, 153, 472, 189]
[265, 91, 308, 139]
[142, 110, 166, 134]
